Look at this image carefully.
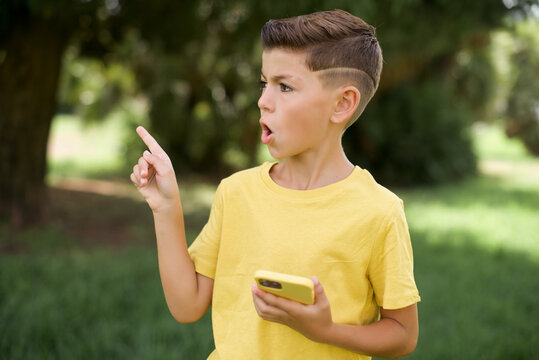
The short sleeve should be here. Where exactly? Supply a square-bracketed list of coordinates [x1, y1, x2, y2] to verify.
[188, 182, 224, 280]
[367, 199, 421, 309]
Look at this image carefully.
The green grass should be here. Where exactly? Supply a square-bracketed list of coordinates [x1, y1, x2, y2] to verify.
[0, 247, 214, 359]
[399, 178, 539, 359]
[396, 123, 539, 359]
[2, 121, 538, 359]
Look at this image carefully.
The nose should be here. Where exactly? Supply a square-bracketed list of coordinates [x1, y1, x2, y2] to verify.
[258, 87, 273, 113]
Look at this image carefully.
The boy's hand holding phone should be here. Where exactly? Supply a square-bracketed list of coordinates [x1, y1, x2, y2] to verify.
[255, 270, 315, 304]
[252, 272, 334, 343]
[130, 126, 181, 213]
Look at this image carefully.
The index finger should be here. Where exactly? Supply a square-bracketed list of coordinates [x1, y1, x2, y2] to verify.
[136, 126, 165, 155]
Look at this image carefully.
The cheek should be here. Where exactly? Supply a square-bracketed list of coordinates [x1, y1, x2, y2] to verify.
[276, 93, 332, 135]
[283, 96, 318, 120]
[293, 98, 331, 126]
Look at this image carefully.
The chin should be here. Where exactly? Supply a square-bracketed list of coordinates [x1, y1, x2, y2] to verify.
[267, 144, 301, 161]
[268, 147, 294, 160]
[269, 152, 286, 161]
[267, 146, 283, 160]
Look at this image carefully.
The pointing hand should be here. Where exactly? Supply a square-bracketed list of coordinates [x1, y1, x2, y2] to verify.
[130, 126, 180, 213]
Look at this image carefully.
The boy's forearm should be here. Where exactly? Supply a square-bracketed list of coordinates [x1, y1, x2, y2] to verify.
[152, 203, 208, 322]
[324, 314, 417, 358]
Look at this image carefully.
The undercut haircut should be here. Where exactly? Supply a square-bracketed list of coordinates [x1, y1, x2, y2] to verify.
[261, 9, 383, 127]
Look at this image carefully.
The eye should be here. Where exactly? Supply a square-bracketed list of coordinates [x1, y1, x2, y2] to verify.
[280, 83, 292, 92]
[259, 80, 267, 91]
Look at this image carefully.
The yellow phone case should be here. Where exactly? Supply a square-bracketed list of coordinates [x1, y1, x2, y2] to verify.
[255, 270, 314, 305]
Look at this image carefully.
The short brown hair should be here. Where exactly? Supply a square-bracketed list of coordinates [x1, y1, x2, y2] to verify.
[261, 9, 383, 126]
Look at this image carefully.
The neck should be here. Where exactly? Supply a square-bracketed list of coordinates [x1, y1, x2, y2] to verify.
[270, 139, 354, 190]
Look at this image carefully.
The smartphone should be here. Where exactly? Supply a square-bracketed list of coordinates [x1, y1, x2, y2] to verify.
[254, 270, 314, 305]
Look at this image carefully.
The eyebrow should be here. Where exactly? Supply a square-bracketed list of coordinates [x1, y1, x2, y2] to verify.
[260, 72, 299, 83]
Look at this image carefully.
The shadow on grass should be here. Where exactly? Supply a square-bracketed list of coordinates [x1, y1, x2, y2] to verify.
[407, 229, 538, 360]
[0, 182, 216, 359]
[0, 247, 214, 359]
[0, 183, 212, 253]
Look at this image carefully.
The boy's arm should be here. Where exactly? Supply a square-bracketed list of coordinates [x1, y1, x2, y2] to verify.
[327, 304, 418, 358]
[131, 126, 213, 323]
[252, 277, 418, 358]
[152, 204, 214, 323]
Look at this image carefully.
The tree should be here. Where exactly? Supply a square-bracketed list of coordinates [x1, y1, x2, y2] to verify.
[135, 0, 538, 184]
[504, 18, 539, 155]
[0, 0, 199, 226]
[0, 3, 76, 225]
[0, 0, 268, 226]
[1, 0, 535, 227]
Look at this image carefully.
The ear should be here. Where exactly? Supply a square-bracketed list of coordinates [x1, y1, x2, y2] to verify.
[330, 86, 360, 126]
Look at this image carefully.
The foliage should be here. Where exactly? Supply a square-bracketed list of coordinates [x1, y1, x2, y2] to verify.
[58, 47, 138, 120]
[1, 0, 537, 190]
[345, 79, 477, 185]
[131, 0, 525, 181]
[69, 0, 537, 182]
[453, 45, 499, 123]
[503, 18, 539, 155]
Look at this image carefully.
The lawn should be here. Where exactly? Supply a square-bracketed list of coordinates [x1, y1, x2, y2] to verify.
[401, 124, 538, 359]
[1, 119, 537, 359]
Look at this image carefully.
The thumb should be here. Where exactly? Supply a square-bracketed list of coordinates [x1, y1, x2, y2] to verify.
[312, 276, 328, 304]
[143, 150, 171, 176]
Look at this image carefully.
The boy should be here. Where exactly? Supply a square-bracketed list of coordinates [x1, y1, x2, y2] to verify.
[130, 9, 420, 360]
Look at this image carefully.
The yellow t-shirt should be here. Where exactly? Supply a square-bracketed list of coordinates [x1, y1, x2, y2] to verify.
[189, 162, 420, 360]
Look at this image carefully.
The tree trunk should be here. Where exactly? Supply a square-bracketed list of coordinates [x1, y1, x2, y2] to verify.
[0, 15, 68, 227]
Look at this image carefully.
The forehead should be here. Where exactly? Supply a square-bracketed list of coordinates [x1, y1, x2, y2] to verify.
[261, 49, 312, 79]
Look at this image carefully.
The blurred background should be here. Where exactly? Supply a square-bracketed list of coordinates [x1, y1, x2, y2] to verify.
[0, 0, 538, 359]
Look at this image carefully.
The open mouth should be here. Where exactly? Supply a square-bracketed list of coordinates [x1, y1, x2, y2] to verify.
[260, 122, 274, 145]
